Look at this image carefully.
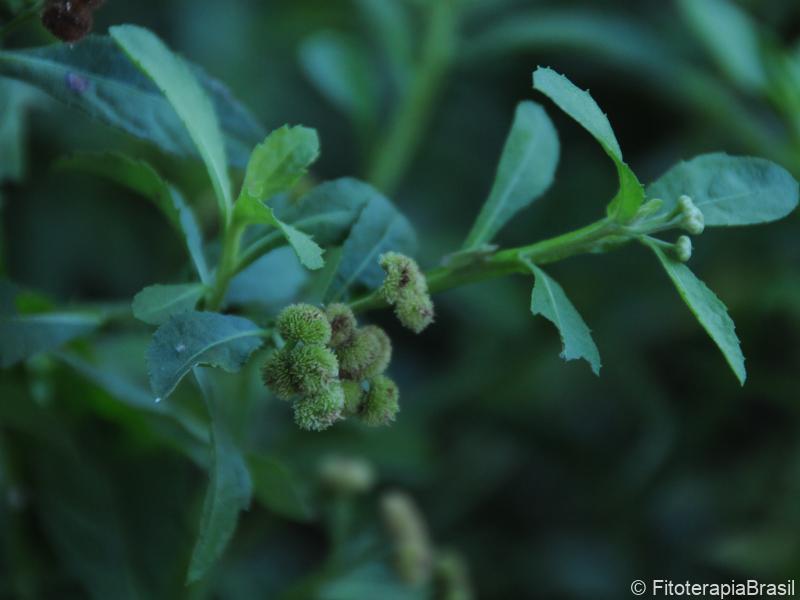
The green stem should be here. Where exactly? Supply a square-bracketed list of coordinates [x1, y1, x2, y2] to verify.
[366, 0, 458, 194]
[206, 222, 244, 310]
[350, 218, 621, 313]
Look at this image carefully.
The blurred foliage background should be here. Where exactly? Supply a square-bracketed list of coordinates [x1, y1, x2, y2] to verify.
[2, 0, 800, 598]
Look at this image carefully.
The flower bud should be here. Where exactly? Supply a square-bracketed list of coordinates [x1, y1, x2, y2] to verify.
[289, 345, 339, 395]
[276, 304, 332, 345]
[325, 303, 357, 347]
[261, 348, 299, 401]
[674, 235, 693, 263]
[293, 384, 345, 431]
[634, 197, 664, 221]
[678, 194, 705, 235]
[318, 455, 375, 494]
[381, 491, 433, 586]
[336, 325, 392, 381]
[360, 375, 399, 427]
[341, 380, 366, 415]
[379, 252, 435, 333]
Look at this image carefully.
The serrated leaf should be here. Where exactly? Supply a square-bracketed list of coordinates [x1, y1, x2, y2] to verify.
[234, 126, 324, 270]
[464, 101, 559, 249]
[146, 311, 263, 400]
[646, 240, 746, 385]
[646, 153, 799, 226]
[1, 311, 102, 367]
[132, 283, 206, 325]
[527, 263, 601, 375]
[533, 66, 643, 221]
[0, 36, 263, 168]
[329, 186, 416, 299]
[187, 368, 252, 584]
[58, 153, 210, 282]
[248, 454, 312, 522]
[299, 32, 378, 126]
[110, 25, 232, 221]
[677, 0, 767, 93]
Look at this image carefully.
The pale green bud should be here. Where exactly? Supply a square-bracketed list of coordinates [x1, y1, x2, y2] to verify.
[293, 384, 345, 431]
[325, 303, 357, 347]
[276, 303, 332, 345]
[379, 252, 435, 333]
[678, 194, 705, 235]
[289, 344, 339, 395]
[261, 348, 299, 401]
[634, 197, 664, 221]
[341, 380, 366, 415]
[336, 325, 392, 381]
[360, 375, 400, 427]
[318, 455, 375, 494]
[381, 491, 433, 586]
[674, 235, 693, 262]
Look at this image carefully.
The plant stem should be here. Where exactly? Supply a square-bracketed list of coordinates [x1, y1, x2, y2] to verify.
[206, 222, 243, 311]
[349, 218, 622, 313]
[366, 0, 458, 194]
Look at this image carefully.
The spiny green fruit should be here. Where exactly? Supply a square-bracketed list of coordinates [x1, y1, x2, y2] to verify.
[337, 325, 392, 381]
[261, 348, 299, 401]
[379, 252, 435, 334]
[325, 303, 357, 347]
[360, 375, 400, 427]
[341, 380, 365, 415]
[289, 344, 339, 395]
[293, 384, 345, 432]
[276, 303, 332, 345]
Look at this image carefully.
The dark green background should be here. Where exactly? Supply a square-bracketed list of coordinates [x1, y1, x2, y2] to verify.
[1, 1, 799, 598]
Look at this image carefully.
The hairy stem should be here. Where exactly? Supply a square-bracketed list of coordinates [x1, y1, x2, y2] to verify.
[366, 0, 458, 194]
[349, 218, 623, 313]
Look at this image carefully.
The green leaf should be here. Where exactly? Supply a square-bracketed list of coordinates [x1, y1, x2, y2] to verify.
[532, 66, 644, 220]
[329, 185, 416, 299]
[58, 153, 210, 282]
[0, 36, 263, 168]
[132, 283, 206, 325]
[110, 25, 232, 221]
[1, 312, 102, 367]
[187, 368, 252, 584]
[464, 10, 667, 72]
[146, 311, 264, 400]
[646, 240, 746, 385]
[248, 454, 312, 522]
[646, 153, 799, 226]
[234, 126, 324, 270]
[527, 263, 601, 375]
[463, 101, 559, 249]
[238, 125, 320, 205]
[299, 32, 378, 126]
[677, 0, 767, 93]
[0, 78, 38, 183]
[226, 247, 309, 312]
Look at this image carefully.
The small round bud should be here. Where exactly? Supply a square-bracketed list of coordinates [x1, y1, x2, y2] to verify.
[261, 349, 299, 401]
[293, 385, 345, 432]
[379, 252, 435, 334]
[336, 325, 392, 381]
[678, 195, 705, 235]
[341, 380, 366, 415]
[289, 345, 339, 395]
[325, 303, 357, 347]
[318, 455, 375, 494]
[674, 235, 693, 263]
[360, 375, 400, 427]
[381, 491, 433, 585]
[276, 304, 331, 345]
